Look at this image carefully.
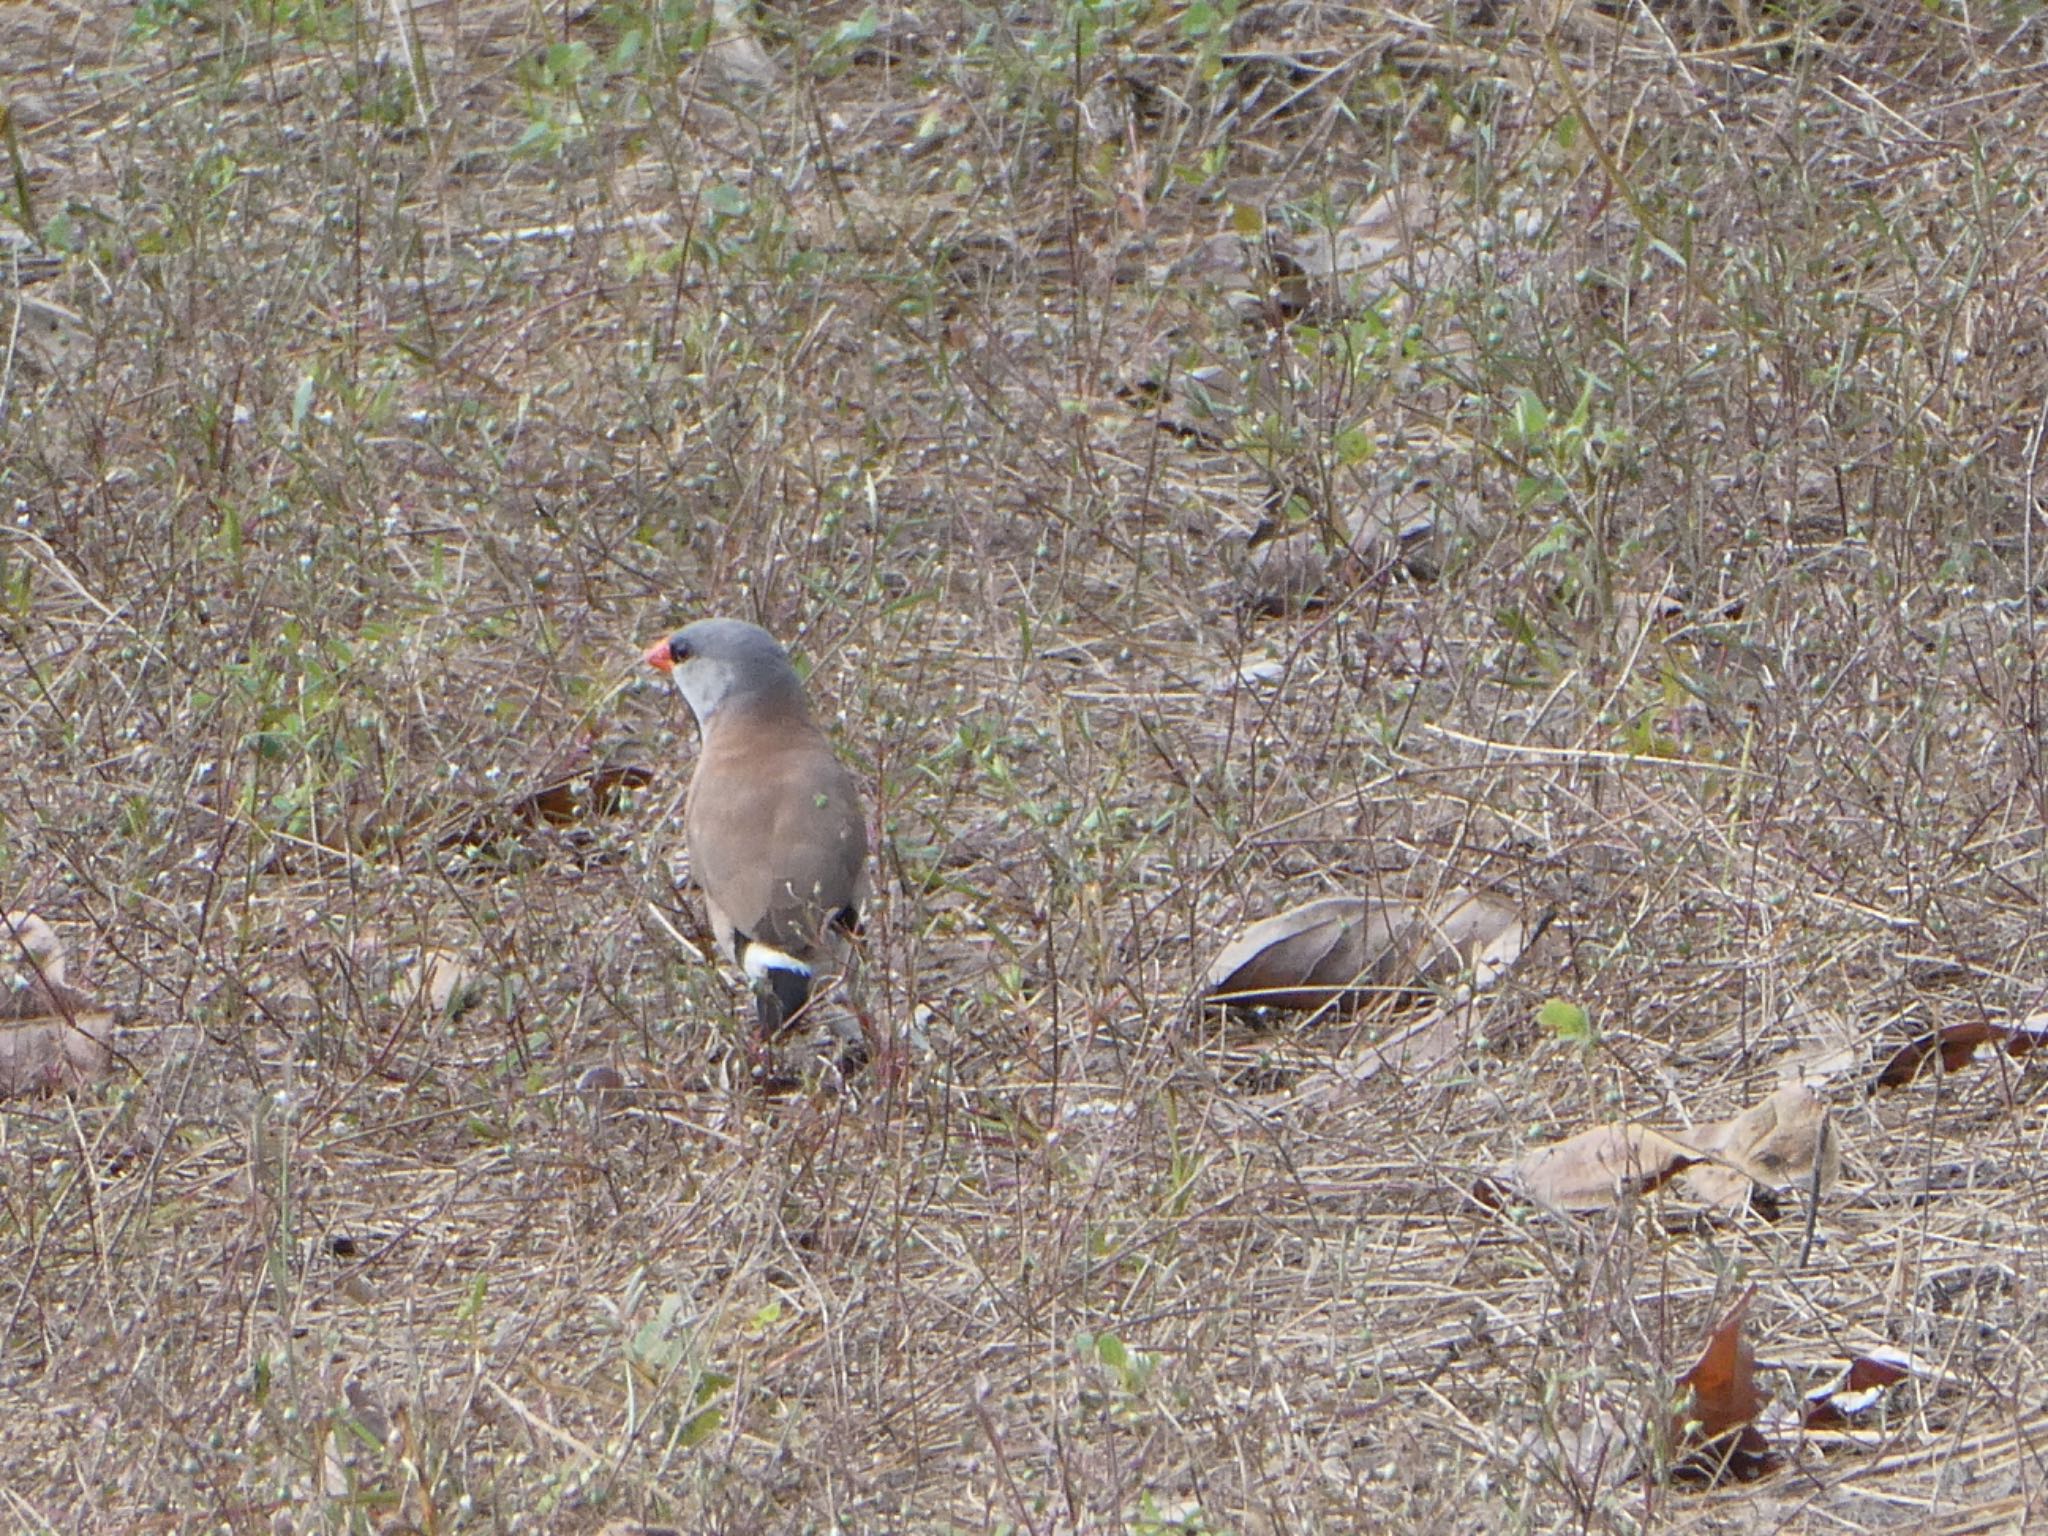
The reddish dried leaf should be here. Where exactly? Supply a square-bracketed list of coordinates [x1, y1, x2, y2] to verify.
[442, 763, 656, 855]
[1873, 1018, 2048, 1091]
[1671, 1288, 1780, 1483]
[512, 763, 654, 827]
[1843, 1354, 1912, 1393]
[2009, 1018, 2048, 1058]
[1802, 1348, 1915, 1429]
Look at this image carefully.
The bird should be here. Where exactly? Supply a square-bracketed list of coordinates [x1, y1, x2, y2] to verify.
[643, 619, 869, 1039]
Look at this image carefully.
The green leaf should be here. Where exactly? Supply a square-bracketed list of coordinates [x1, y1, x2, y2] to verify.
[1538, 998, 1592, 1042]
[694, 1369, 734, 1403]
[1526, 520, 1575, 561]
[678, 1404, 723, 1446]
[544, 41, 593, 84]
[828, 5, 879, 50]
[512, 117, 560, 156]
[1095, 1332, 1128, 1371]
[706, 182, 750, 218]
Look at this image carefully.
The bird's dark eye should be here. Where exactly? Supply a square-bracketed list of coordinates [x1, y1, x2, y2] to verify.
[670, 637, 692, 662]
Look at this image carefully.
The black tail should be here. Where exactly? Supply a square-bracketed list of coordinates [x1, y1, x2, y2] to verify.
[754, 965, 814, 1038]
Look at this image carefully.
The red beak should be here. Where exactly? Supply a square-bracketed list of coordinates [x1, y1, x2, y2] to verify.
[643, 638, 674, 673]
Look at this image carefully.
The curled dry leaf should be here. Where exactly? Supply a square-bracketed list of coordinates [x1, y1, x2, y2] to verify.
[1286, 185, 1467, 289]
[347, 940, 480, 1016]
[3, 911, 65, 990]
[1679, 1082, 1838, 1209]
[705, 0, 780, 88]
[1204, 896, 1413, 1012]
[1512, 1123, 1706, 1214]
[1801, 1347, 1918, 1429]
[441, 760, 654, 858]
[0, 911, 113, 1095]
[1670, 1288, 1780, 1484]
[511, 763, 654, 829]
[1415, 890, 1538, 990]
[1872, 1015, 2048, 1092]
[1204, 889, 1540, 1014]
[1511, 1082, 1837, 1216]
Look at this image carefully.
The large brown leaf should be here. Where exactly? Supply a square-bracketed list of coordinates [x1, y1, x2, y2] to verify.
[1203, 897, 1414, 1012]
[1204, 889, 1541, 1014]
[1410, 890, 1538, 988]
[1512, 1123, 1708, 1213]
[1679, 1082, 1838, 1209]
[1511, 1082, 1837, 1216]
[1670, 1289, 1780, 1483]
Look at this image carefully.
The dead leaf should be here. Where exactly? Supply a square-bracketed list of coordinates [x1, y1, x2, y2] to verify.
[1872, 1015, 2048, 1091]
[441, 760, 654, 857]
[705, 0, 780, 88]
[1510, 1081, 1837, 1217]
[1512, 1123, 1707, 1214]
[1286, 186, 1455, 283]
[1671, 1288, 1779, 1483]
[3, 910, 66, 994]
[0, 912, 112, 1095]
[346, 941, 481, 1017]
[1800, 1349, 1916, 1429]
[510, 763, 654, 828]
[1267, 995, 1486, 1112]
[1412, 890, 1542, 989]
[1205, 889, 1543, 1015]
[1679, 1082, 1837, 1208]
[1203, 896, 1416, 1012]
[1802, 1347, 1917, 1429]
[0, 1006, 113, 1095]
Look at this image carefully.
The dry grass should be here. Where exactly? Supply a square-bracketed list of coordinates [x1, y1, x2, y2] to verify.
[7, 0, 2048, 1529]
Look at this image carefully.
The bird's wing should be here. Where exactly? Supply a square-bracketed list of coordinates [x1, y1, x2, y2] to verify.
[686, 729, 867, 959]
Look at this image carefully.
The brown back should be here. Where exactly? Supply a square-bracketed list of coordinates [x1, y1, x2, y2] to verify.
[685, 709, 868, 959]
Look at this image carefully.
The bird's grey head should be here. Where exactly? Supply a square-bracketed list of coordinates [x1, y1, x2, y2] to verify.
[649, 618, 811, 727]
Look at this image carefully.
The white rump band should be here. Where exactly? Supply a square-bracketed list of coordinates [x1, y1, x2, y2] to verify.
[743, 944, 811, 984]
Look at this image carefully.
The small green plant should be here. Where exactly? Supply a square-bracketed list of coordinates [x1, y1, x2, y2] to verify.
[1502, 376, 1635, 612]
[1539, 997, 1594, 1047]
[621, 1281, 734, 1454]
[1075, 1328, 1157, 1398]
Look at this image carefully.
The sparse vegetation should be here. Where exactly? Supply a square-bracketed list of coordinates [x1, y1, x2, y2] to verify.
[7, 0, 2048, 1529]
